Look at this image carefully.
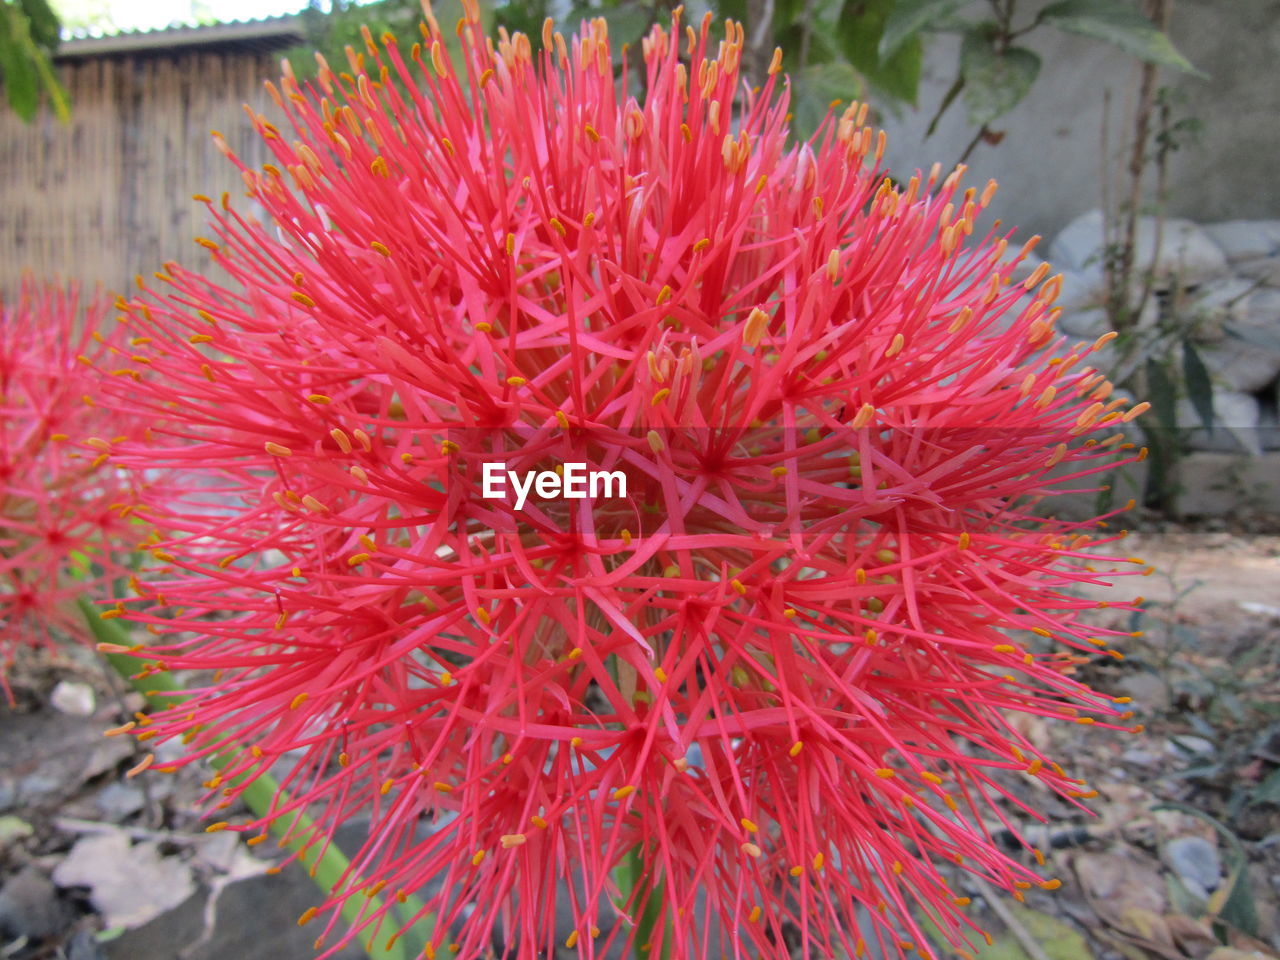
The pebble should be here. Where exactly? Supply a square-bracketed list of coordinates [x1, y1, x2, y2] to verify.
[0, 866, 72, 940]
[1163, 835, 1222, 900]
[1166, 734, 1216, 757]
[50, 680, 97, 717]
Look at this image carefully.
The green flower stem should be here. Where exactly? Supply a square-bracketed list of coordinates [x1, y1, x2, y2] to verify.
[77, 597, 426, 960]
[622, 845, 671, 960]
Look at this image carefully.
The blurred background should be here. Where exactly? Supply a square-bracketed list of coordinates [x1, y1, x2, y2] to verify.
[1, 0, 1276, 294]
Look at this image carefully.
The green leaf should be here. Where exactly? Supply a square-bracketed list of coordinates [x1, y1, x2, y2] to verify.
[837, 0, 923, 105]
[920, 900, 1093, 960]
[19, 0, 59, 49]
[1145, 357, 1179, 437]
[1039, 0, 1199, 73]
[1181, 337, 1214, 433]
[0, 5, 40, 121]
[1, 0, 68, 121]
[1251, 767, 1280, 806]
[790, 59, 865, 137]
[596, 3, 652, 48]
[878, 0, 962, 60]
[959, 27, 1040, 126]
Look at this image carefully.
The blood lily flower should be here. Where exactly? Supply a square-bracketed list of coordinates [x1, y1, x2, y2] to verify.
[0, 281, 142, 696]
[105, 7, 1149, 959]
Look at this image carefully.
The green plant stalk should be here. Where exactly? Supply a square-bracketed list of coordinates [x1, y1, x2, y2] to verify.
[621, 844, 671, 960]
[77, 597, 425, 960]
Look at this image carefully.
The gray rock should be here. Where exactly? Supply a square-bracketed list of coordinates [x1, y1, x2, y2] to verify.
[1116, 671, 1170, 713]
[1057, 307, 1109, 339]
[65, 923, 109, 960]
[1163, 835, 1222, 900]
[1121, 748, 1161, 767]
[0, 866, 73, 940]
[182, 870, 367, 960]
[50, 680, 96, 717]
[1233, 255, 1280, 286]
[1261, 388, 1280, 451]
[1176, 390, 1262, 454]
[1198, 337, 1280, 393]
[19, 769, 66, 800]
[1008, 251, 1045, 284]
[94, 781, 147, 821]
[1148, 218, 1231, 287]
[1167, 734, 1216, 757]
[1050, 208, 1107, 271]
[1051, 209, 1229, 289]
[1243, 287, 1280, 326]
[1203, 220, 1280, 262]
[1056, 266, 1106, 311]
[1180, 276, 1259, 333]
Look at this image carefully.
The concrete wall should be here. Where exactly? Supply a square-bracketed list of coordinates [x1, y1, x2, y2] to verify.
[879, 0, 1280, 240]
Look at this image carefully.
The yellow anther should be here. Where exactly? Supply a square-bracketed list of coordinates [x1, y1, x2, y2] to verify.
[743, 306, 769, 348]
[1022, 262, 1051, 289]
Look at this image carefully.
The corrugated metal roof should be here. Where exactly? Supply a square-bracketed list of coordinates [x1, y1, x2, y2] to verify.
[56, 15, 306, 59]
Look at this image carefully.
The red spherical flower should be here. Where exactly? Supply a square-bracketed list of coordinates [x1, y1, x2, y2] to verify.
[108, 9, 1148, 959]
[0, 281, 143, 693]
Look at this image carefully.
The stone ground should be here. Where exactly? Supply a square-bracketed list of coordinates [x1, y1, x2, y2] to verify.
[1, 524, 1279, 960]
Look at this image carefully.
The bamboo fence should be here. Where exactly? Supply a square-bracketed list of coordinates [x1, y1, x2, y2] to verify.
[0, 50, 281, 301]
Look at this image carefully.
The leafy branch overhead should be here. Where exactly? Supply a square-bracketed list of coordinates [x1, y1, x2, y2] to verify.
[873, 0, 1198, 138]
[0, 0, 68, 122]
